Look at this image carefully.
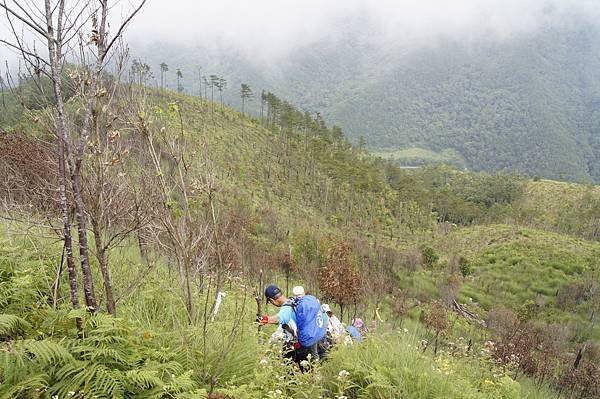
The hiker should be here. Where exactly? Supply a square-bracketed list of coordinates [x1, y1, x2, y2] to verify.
[292, 285, 305, 298]
[352, 318, 369, 335]
[258, 284, 329, 366]
[346, 318, 366, 343]
[321, 304, 345, 342]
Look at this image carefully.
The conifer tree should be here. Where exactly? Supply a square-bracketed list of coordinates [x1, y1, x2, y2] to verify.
[209, 74, 219, 104]
[176, 69, 184, 92]
[197, 66, 202, 98]
[240, 83, 253, 116]
[160, 62, 168, 89]
[216, 77, 227, 106]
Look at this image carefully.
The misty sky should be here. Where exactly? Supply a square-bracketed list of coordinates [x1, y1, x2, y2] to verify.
[1, 0, 600, 68]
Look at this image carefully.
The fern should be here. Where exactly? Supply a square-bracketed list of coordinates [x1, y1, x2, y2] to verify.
[125, 369, 163, 390]
[0, 372, 49, 399]
[0, 282, 14, 309]
[0, 313, 30, 337]
[91, 364, 125, 399]
[164, 370, 198, 395]
[24, 339, 74, 367]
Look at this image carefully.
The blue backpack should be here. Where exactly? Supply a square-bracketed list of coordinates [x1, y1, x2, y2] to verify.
[287, 295, 327, 347]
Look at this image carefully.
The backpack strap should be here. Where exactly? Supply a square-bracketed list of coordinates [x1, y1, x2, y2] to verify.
[281, 323, 297, 340]
[282, 300, 297, 313]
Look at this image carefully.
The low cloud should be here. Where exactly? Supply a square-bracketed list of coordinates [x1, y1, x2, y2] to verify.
[125, 0, 600, 62]
[2, 1, 600, 71]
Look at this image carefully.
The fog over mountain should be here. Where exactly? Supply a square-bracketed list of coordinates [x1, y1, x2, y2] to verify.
[125, 0, 600, 63]
[3, 1, 600, 181]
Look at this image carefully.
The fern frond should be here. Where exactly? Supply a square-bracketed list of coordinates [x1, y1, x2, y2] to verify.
[91, 365, 125, 399]
[0, 372, 49, 399]
[0, 313, 30, 337]
[124, 368, 163, 389]
[74, 343, 133, 367]
[163, 369, 198, 394]
[52, 363, 125, 399]
[24, 339, 74, 367]
[0, 282, 14, 308]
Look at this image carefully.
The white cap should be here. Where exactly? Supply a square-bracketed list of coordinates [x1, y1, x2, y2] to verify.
[292, 286, 305, 297]
[322, 304, 331, 313]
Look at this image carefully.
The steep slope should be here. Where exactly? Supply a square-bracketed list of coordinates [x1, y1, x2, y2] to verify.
[1, 85, 600, 397]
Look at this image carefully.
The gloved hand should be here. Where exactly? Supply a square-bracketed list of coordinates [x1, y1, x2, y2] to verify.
[257, 315, 269, 325]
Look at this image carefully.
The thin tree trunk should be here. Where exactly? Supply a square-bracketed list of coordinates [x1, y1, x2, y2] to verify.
[45, 0, 80, 319]
[210, 191, 225, 301]
[71, 169, 98, 311]
[67, 0, 112, 313]
[92, 219, 116, 316]
[183, 254, 194, 324]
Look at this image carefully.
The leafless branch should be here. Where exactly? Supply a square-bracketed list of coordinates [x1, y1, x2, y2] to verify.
[104, 0, 147, 56]
[0, 39, 50, 68]
[0, 0, 47, 37]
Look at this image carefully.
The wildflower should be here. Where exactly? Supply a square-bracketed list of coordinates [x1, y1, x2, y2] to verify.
[300, 360, 309, 368]
[337, 369, 350, 380]
[67, 393, 76, 397]
[403, 328, 409, 334]
[260, 358, 269, 366]
[275, 389, 282, 395]
[337, 396, 348, 399]
[483, 379, 494, 385]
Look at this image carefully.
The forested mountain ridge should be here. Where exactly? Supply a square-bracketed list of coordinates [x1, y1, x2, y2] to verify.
[134, 16, 600, 182]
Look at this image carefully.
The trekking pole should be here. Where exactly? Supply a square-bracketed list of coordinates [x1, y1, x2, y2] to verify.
[255, 268, 264, 334]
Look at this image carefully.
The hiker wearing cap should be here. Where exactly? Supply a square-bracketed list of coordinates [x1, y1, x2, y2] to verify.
[322, 304, 345, 342]
[258, 284, 329, 366]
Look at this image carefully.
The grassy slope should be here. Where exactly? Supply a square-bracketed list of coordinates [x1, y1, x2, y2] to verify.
[2, 88, 600, 397]
[146, 90, 426, 245]
[398, 223, 600, 341]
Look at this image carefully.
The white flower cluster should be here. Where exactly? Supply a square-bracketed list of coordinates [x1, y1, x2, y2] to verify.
[337, 369, 350, 381]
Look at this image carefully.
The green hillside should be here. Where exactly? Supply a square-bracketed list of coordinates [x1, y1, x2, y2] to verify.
[1, 83, 599, 398]
[136, 15, 600, 182]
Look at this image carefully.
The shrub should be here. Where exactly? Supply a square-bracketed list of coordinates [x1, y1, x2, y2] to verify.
[439, 275, 462, 305]
[319, 242, 361, 319]
[420, 245, 439, 268]
[459, 256, 473, 277]
[403, 246, 424, 271]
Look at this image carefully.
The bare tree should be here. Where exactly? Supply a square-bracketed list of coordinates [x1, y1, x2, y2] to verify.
[0, 0, 147, 315]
